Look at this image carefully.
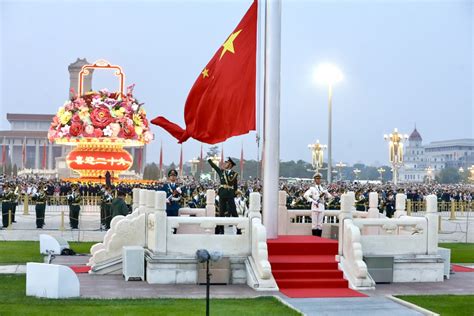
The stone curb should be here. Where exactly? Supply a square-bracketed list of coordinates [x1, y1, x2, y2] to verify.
[273, 295, 304, 315]
[387, 295, 439, 316]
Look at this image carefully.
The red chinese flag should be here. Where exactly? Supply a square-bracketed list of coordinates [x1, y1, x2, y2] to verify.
[22, 139, 26, 166]
[42, 142, 47, 169]
[152, 1, 257, 144]
[1, 142, 6, 165]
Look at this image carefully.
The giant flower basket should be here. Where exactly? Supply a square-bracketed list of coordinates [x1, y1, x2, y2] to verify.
[48, 60, 153, 180]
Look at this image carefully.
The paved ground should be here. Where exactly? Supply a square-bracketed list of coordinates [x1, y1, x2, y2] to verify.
[1, 210, 473, 315]
[280, 297, 423, 316]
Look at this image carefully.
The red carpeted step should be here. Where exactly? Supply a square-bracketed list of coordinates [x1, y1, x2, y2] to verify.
[271, 261, 338, 270]
[272, 269, 343, 279]
[268, 235, 366, 298]
[277, 278, 348, 289]
[280, 288, 368, 298]
[267, 236, 338, 255]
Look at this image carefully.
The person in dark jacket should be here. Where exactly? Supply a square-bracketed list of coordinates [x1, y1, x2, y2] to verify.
[162, 169, 182, 217]
[111, 190, 129, 219]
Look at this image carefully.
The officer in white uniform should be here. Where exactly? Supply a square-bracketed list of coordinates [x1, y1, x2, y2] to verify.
[304, 173, 332, 237]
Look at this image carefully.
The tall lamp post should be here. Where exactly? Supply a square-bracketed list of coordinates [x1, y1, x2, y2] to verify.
[314, 63, 343, 184]
[377, 167, 386, 182]
[425, 166, 434, 183]
[335, 161, 346, 181]
[308, 140, 326, 174]
[384, 128, 408, 185]
[353, 168, 361, 180]
[189, 158, 200, 179]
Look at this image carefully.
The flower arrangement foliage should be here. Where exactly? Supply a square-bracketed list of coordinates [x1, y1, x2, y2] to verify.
[48, 86, 153, 144]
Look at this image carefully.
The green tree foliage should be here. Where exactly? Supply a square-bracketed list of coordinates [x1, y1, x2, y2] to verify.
[436, 167, 461, 184]
[143, 163, 159, 180]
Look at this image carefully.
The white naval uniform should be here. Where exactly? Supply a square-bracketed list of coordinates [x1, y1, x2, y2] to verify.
[304, 185, 332, 230]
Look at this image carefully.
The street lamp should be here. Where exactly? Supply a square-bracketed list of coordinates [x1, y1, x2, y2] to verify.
[308, 140, 327, 174]
[377, 167, 386, 182]
[314, 63, 343, 184]
[353, 168, 361, 180]
[335, 161, 346, 181]
[425, 166, 434, 183]
[210, 155, 221, 182]
[189, 158, 200, 178]
[384, 128, 408, 185]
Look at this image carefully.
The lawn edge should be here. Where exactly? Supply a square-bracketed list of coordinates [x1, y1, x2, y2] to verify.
[388, 295, 439, 316]
[273, 295, 304, 315]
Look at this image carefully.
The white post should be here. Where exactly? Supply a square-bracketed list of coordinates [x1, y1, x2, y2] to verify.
[277, 190, 287, 235]
[137, 189, 147, 214]
[154, 191, 167, 254]
[145, 190, 155, 214]
[248, 192, 262, 221]
[425, 194, 438, 255]
[262, 0, 282, 239]
[205, 189, 216, 217]
[365, 192, 379, 235]
[132, 188, 140, 212]
[394, 193, 407, 218]
[338, 192, 354, 258]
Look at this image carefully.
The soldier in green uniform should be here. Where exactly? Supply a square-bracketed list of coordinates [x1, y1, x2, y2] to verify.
[111, 190, 129, 219]
[208, 157, 239, 234]
[100, 186, 113, 230]
[11, 184, 19, 223]
[68, 184, 82, 229]
[1, 184, 14, 228]
[32, 184, 47, 229]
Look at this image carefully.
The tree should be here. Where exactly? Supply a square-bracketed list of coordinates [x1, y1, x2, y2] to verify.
[206, 146, 219, 159]
[437, 167, 461, 184]
[143, 163, 159, 180]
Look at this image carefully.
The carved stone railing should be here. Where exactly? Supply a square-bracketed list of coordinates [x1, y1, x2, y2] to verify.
[88, 211, 146, 270]
[277, 190, 368, 236]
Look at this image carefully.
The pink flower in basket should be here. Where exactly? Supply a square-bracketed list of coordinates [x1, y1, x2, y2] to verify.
[69, 122, 84, 137]
[93, 128, 103, 138]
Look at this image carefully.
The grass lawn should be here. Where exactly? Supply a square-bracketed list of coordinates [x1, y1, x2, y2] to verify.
[397, 295, 474, 316]
[0, 241, 95, 264]
[0, 275, 297, 316]
[439, 243, 474, 263]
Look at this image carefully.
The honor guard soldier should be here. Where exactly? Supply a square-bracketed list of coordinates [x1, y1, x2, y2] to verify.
[11, 184, 19, 223]
[68, 184, 82, 229]
[208, 157, 239, 234]
[304, 173, 333, 237]
[32, 185, 47, 229]
[1, 185, 15, 228]
[100, 187, 113, 230]
[163, 169, 182, 217]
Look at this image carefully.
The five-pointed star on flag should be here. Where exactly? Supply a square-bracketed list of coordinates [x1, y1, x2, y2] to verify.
[220, 29, 242, 60]
[201, 68, 209, 78]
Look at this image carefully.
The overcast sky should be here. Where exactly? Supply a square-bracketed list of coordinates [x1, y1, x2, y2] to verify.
[0, 0, 472, 166]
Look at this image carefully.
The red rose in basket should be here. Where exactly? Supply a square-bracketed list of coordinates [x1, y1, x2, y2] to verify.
[69, 122, 84, 137]
[90, 105, 113, 128]
[121, 122, 136, 139]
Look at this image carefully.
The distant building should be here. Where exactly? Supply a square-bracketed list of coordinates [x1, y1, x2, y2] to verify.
[0, 58, 146, 177]
[399, 127, 474, 182]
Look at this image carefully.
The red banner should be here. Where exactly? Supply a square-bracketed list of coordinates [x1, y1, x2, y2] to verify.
[67, 149, 132, 172]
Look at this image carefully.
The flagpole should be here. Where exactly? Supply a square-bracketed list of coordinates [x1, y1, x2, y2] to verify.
[262, 0, 281, 239]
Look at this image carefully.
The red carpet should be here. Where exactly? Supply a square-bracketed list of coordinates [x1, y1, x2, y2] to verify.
[69, 265, 91, 273]
[268, 235, 367, 298]
[452, 264, 474, 272]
